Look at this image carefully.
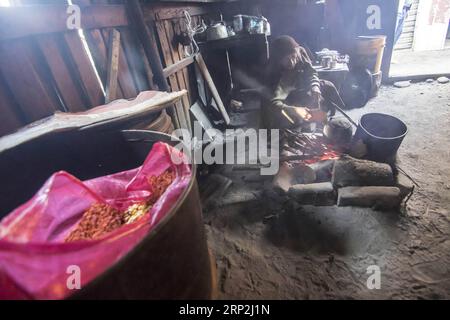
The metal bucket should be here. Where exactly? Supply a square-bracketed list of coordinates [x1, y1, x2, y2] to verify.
[354, 113, 408, 163]
[0, 129, 213, 299]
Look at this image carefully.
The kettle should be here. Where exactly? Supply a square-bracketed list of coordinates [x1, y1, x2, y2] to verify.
[206, 23, 228, 41]
[323, 117, 353, 146]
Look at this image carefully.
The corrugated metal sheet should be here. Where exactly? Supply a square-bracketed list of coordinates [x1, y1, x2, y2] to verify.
[395, 0, 419, 51]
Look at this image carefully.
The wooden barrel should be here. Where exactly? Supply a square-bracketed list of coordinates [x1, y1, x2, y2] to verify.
[0, 130, 213, 299]
[353, 35, 387, 73]
[132, 110, 174, 134]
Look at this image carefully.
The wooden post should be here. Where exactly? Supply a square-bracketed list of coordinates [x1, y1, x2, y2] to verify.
[195, 54, 230, 125]
[126, 0, 169, 91]
[126, 0, 178, 128]
[105, 29, 121, 104]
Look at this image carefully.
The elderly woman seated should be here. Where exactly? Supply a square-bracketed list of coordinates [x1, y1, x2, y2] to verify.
[262, 35, 348, 130]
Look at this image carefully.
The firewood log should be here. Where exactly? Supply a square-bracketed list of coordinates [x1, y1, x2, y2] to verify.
[332, 155, 394, 187]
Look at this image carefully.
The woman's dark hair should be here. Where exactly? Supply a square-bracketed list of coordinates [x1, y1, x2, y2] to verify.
[265, 35, 313, 88]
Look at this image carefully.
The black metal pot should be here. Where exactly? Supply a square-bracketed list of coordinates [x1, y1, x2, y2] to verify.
[0, 129, 213, 300]
[340, 67, 373, 109]
[354, 113, 408, 163]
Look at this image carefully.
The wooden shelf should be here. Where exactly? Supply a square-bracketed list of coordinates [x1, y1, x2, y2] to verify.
[198, 33, 269, 51]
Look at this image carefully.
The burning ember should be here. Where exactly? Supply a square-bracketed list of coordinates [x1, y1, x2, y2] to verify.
[281, 129, 342, 164]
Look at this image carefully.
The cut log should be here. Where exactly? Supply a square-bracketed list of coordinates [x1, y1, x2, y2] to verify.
[288, 182, 336, 206]
[332, 155, 394, 187]
[337, 186, 401, 209]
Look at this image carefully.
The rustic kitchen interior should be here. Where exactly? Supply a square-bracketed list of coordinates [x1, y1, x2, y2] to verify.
[0, 0, 449, 300]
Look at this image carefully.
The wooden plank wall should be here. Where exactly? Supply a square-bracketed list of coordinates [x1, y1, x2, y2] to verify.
[0, 0, 218, 138]
[144, 3, 213, 117]
[0, 0, 156, 137]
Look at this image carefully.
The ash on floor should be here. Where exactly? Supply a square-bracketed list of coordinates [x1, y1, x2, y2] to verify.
[204, 81, 450, 300]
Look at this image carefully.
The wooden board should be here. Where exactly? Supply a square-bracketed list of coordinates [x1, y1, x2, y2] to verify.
[0, 5, 129, 41]
[101, 28, 138, 99]
[163, 55, 195, 78]
[156, 20, 188, 130]
[36, 33, 88, 112]
[195, 53, 230, 125]
[162, 19, 191, 108]
[120, 28, 152, 92]
[83, 29, 109, 88]
[0, 0, 190, 139]
[155, 18, 197, 132]
[0, 39, 62, 122]
[0, 75, 24, 136]
[105, 29, 121, 103]
[139, 43, 157, 90]
[172, 18, 193, 104]
[64, 31, 105, 107]
[144, 3, 211, 21]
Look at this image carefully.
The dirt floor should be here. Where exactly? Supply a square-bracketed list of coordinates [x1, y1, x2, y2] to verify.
[204, 80, 450, 300]
[390, 48, 450, 79]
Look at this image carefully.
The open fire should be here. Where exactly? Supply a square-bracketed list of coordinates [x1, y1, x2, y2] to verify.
[274, 126, 413, 210]
[281, 129, 342, 165]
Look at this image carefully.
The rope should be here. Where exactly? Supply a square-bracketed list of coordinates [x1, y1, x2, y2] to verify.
[182, 10, 206, 57]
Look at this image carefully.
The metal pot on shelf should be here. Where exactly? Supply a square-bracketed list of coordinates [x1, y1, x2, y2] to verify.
[206, 22, 228, 41]
[233, 15, 244, 33]
[316, 49, 339, 69]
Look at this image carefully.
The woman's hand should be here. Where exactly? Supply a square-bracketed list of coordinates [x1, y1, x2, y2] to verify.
[290, 107, 312, 122]
[309, 86, 328, 123]
[307, 108, 328, 123]
[283, 106, 326, 124]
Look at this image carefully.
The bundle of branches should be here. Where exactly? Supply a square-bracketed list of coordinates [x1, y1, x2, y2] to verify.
[281, 129, 341, 163]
